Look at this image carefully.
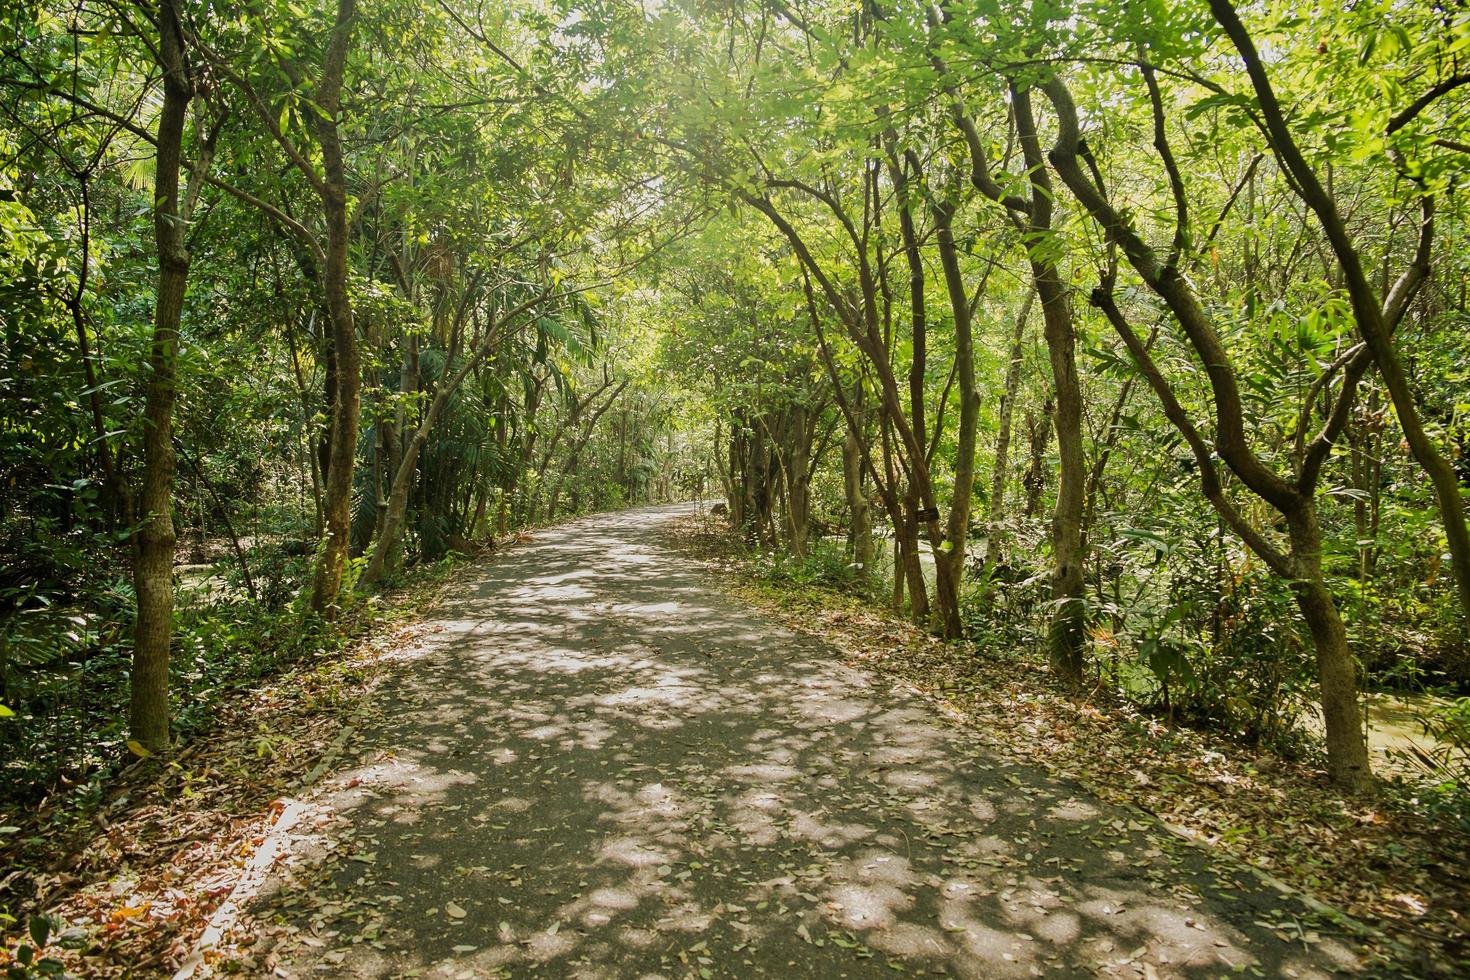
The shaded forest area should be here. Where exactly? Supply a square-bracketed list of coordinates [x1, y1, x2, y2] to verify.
[3, 0, 1470, 971]
[1, 0, 705, 811]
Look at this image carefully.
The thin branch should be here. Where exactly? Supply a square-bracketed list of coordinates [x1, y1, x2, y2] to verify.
[1387, 71, 1470, 135]
[1139, 55, 1190, 267]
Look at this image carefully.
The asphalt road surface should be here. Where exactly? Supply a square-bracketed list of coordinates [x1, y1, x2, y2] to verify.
[242, 504, 1362, 979]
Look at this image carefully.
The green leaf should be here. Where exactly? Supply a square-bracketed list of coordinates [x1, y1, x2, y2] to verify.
[29, 915, 50, 950]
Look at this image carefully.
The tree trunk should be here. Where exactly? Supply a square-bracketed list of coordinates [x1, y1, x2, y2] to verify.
[616, 406, 628, 493]
[842, 411, 874, 568]
[758, 437, 778, 547]
[751, 194, 942, 604]
[362, 428, 423, 586]
[130, 0, 193, 752]
[1036, 266, 1087, 679]
[897, 510, 928, 619]
[930, 198, 983, 640]
[1006, 84, 1088, 678]
[1349, 395, 1384, 581]
[285, 311, 324, 536]
[375, 329, 416, 546]
[885, 409, 928, 621]
[177, 444, 257, 602]
[1022, 398, 1053, 519]
[1044, 70, 1374, 786]
[1287, 507, 1373, 792]
[308, 0, 361, 618]
[725, 418, 744, 528]
[783, 404, 813, 557]
[891, 531, 905, 611]
[69, 177, 129, 529]
[545, 379, 626, 524]
[980, 289, 1033, 590]
[739, 421, 763, 544]
[317, 316, 336, 500]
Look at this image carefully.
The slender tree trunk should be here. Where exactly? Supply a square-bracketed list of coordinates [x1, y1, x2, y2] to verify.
[471, 486, 487, 536]
[1007, 85, 1089, 678]
[553, 468, 577, 522]
[936, 65, 1087, 663]
[981, 289, 1033, 589]
[797, 264, 919, 612]
[494, 397, 511, 536]
[730, 418, 747, 529]
[1365, 395, 1384, 579]
[750, 193, 942, 601]
[783, 405, 813, 557]
[365, 297, 543, 581]
[887, 416, 928, 621]
[891, 531, 905, 610]
[616, 406, 629, 496]
[375, 330, 415, 545]
[308, 0, 361, 618]
[1286, 506, 1373, 792]
[1045, 70, 1374, 784]
[1046, 70, 1375, 781]
[1022, 399, 1053, 519]
[285, 312, 324, 535]
[842, 405, 874, 568]
[898, 510, 928, 618]
[1358, 318, 1470, 627]
[1349, 400, 1383, 581]
[713, 419, 734, 516]
[1082, 330, 1155, 545]
[931, 199, 982, 640]
[69, 177, 129, 529]
[515, 381, 544, 525]
[740, 421, 763, 543]
[723, 419, 742, 527]
[317, 321, 336, 498]
[370, 419, 385, 547]
[759, 438, 778, 547]
[545, 379, 626, 524]
[130, 0, 193, 752]
[1036, 267, 1087, 678]
[363, 437, 418, 585]
[308, 223, 359, 612]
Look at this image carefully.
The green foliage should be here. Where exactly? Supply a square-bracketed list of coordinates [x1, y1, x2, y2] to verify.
[3, 0, 1470, 837]
[751, 539, 871, 595]
[1391, 698, 1470, 830]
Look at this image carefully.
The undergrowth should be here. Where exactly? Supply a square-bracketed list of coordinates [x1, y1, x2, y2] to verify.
[748, 538, 875, 596]
[0, 551, 462, 833]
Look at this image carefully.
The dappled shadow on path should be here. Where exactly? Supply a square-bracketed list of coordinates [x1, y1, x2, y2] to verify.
[246, 504, 1361, 978]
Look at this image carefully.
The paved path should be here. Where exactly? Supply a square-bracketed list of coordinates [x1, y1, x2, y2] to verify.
[246, 504, 1362, 978]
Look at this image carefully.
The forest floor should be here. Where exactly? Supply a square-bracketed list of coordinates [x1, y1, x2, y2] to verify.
[1, 504, 1461, 978]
